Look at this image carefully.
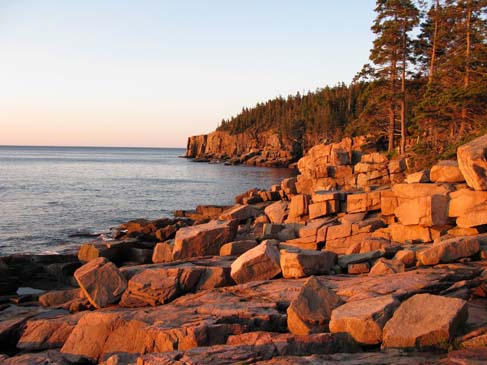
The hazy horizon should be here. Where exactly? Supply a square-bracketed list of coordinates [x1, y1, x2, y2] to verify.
[1, 1, 375, 148]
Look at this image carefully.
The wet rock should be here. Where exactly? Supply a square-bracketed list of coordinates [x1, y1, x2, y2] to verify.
[369, 258, 405, 276]
[457, 133, 487, 191]
[231, 240, 281, 284]
[430, 160, 465, 183]
[219, 239, 259, 256]
[280, 249, 337, 279]
[287, 276, 344, 335]
[74, 257, 127, 309]
[2, 254, 79, 291]
[417, 236, 482, 266]
[172, 220, 237, 260]
[382, 293, 468, 349]
[329, 295, 400, 345]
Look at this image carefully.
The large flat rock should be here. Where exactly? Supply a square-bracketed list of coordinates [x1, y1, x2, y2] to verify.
[172, 220, 237, 260]
[120, 257, 233, 307]
[136, 332, 358, 365]
[56, 264, 481, 362]
[329, 295, 400, 345]
[382, 293, 468, 349]
[417, 236, 482, 265]
[61, 289, 288, 363]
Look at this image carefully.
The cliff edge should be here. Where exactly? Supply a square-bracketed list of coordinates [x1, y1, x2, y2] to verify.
[185, 130, 297, 168]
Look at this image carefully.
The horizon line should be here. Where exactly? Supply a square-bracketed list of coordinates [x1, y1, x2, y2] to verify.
[0, 144, 187, 149]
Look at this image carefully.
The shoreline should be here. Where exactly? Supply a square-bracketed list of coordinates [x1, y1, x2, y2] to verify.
[1, 134, 487, 364]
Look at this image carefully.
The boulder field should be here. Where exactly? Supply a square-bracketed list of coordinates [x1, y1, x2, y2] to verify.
[2, 133, 487, 364]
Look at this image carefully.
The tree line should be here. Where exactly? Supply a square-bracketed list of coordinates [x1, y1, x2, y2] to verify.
[217, 0, 486, 158]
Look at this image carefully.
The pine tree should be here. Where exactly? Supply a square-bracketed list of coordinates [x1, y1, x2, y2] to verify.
[365, 0, 420, 152]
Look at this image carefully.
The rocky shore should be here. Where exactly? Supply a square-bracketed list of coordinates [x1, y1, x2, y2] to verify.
[185, 130, 297, 167]
[1, 134, 487, 364]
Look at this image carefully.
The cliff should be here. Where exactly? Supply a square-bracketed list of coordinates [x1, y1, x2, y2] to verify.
[185, 130, 296, 167]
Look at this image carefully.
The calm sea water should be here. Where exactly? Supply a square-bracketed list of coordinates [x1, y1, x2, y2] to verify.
[0, 146, 294, 256]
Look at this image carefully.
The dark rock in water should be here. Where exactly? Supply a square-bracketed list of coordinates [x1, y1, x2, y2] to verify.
[0, 258, 17, 294]
[68, 231, 100, 239]
[1, 254, 79, 291]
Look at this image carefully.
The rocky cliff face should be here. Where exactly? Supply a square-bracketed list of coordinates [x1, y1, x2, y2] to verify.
[185, 130, 295, 167]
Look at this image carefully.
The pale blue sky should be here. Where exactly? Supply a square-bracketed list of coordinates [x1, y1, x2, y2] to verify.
[0, 1, 376, 147]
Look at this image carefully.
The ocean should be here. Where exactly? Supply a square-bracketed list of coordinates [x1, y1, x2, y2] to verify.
[0, 146, 295, 256]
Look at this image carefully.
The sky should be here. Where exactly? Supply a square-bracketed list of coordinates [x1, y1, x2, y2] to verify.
[0, 0, 376, 148]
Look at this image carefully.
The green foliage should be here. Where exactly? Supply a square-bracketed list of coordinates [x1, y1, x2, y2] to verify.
[217, 82, 369, 150]
[215, 0, 487, 162]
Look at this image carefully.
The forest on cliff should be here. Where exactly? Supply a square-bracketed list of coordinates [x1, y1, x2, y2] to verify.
[217, 0, 487, 161]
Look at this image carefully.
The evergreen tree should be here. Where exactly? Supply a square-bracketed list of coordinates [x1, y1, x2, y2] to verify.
[365, 0, 419, 152]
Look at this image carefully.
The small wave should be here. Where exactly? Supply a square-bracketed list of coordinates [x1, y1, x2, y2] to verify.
[40, 249, 61, 255]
